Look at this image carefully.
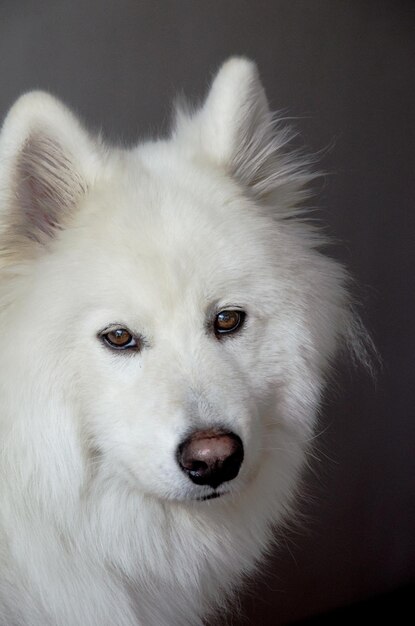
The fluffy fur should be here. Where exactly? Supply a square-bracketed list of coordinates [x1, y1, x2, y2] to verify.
[0, 58, 365, 625]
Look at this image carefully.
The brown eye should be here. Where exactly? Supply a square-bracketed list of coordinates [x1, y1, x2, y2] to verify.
[214, 310, 246, 337]
[101, 327, 138, 350]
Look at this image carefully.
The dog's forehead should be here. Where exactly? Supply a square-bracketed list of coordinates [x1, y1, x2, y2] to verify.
[52, 175, 275, 322]
[83, 154, 274, 280]
[46, 144, 289, 323]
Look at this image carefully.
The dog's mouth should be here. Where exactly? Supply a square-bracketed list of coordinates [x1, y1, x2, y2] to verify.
[194, 488, 232, 502]
[174, 488, 230, 504]
[197, 492, 222, 501]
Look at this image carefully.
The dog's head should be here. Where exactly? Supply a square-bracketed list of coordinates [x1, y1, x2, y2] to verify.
[0, 59, 366, 510]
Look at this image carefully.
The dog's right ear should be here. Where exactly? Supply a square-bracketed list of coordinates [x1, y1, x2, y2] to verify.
[0, 91, 99, 248]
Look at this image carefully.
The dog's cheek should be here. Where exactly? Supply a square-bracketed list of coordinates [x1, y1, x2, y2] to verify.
[73, 362, 187, 493]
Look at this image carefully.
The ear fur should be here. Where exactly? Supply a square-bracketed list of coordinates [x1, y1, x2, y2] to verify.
[174, 57, 315, 209]
[0, 91, 98, 247]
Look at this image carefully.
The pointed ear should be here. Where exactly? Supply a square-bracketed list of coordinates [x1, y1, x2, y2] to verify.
[174, 57, 313, 207]
[0, 91, 98, 246]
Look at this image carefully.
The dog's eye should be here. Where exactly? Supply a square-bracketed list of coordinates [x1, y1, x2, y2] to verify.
[214, 310, 246, 337]
[100, 327, 139, 351]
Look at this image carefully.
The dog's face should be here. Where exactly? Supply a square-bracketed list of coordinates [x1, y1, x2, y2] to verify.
[0, 59, 349, 508]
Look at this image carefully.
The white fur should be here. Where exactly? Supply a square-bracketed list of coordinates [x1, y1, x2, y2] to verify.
[0, 58, 365, 625]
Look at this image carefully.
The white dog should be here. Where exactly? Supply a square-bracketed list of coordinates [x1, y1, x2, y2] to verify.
[0, 58, 368, 625]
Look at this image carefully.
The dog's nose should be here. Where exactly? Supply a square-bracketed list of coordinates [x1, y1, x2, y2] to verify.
[177, 429, 244, 489]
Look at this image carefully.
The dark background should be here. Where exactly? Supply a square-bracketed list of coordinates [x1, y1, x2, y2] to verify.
[0, 1, 413, 623]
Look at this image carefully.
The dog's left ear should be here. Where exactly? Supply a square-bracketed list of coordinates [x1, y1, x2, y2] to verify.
[174, 57, 312, 207]
[0, 91, 99, 248]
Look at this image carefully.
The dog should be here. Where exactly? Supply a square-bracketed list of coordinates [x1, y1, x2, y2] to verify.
[0, 58, 368, 625]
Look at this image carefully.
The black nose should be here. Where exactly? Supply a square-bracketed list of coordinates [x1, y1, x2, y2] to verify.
[177, 429, 244, 489]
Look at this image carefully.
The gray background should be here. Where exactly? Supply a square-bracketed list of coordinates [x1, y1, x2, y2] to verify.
[0, 1, 413, 623]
